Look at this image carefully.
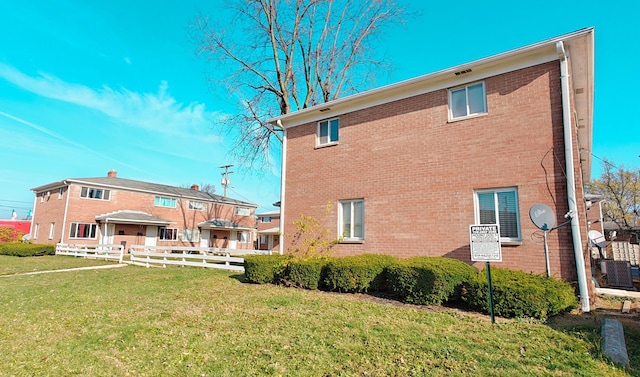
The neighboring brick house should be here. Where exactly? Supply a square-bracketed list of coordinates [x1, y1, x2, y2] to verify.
[30, 170, 257, 250]
[256, 209, 280, 252]
[268, 29, 595, 310]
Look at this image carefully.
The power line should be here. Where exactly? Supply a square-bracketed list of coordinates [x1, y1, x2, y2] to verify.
[0, 199, 32, 204]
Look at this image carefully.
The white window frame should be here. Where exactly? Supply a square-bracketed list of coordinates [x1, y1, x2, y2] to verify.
[235, 206, 251, 216]
[69, 222, 98, 239]
[260, 216, 272, 223]
[49, 222, 55, 240]
[448, 81, 487, 120]
[473, 187, 521, 242]
[154, 196, 177, 208]
[237, 231, 251, 244]
[40, 193, 44, 203]
[58, 187, 64, 199]
[33, 223, 39, 239]
[188, 201, 207, 211]
[159, 227, 178, 241]
[80, 186, 110, 200]
[182, 229, 200, 242]
[339, 199, 364, 241]
[317, 118, 339, 146]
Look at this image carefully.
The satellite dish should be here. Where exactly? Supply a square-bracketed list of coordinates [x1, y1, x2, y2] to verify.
[588, 230, 607, 248]
[529, 203, 556, 231]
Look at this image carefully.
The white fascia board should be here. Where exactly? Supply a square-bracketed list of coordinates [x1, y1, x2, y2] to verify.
[268, 28, 594, 130]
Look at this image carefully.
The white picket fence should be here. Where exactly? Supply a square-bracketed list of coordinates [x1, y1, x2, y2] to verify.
[128, 245, 270, 272]
[56, 243, 124, 263]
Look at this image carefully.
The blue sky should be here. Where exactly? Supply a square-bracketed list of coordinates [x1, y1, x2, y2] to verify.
[1, 0, 638, 220]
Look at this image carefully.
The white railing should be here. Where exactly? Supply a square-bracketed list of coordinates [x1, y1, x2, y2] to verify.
[56, 243, 124, 263]
[128, 245, 270, 272]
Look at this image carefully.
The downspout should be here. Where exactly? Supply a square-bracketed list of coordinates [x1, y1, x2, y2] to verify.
[29, 193, 37, 238]
[557, 41, 590, 312]
[61, 181, 71, 245]
[278, 119, 286, 255]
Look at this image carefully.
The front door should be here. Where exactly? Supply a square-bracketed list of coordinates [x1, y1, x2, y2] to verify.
[200, 229, 210, 248]
[145, 226, 157, 246]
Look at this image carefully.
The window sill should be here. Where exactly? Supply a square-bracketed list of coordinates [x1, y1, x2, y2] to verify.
[340, 239, 364, 244]
[448, 112, 488, 123]
[501, 240, 522, 246]
[315, 142, 339, 149]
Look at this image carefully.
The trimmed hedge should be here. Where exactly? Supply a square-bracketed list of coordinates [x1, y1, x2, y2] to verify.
[0, 243, 55, 257]
[286, 258, 329, 290]
[244, 254, 291, 284]
[387, 257, 477, 306]
[463, 267, 578, 320]
[324, 254, 397, 293]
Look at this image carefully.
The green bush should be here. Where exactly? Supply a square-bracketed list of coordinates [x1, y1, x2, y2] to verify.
[463, 267, 578, 320]
[243, 254, 291, 284]
[286, 258, 329, 290]
[324, 254, 397, 293]
[0, 243, 55, 257]
[386, 257, 477, 306]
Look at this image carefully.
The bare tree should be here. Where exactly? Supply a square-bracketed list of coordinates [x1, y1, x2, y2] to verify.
[587, 159, 640, 229]
[191, 0, 407, 168]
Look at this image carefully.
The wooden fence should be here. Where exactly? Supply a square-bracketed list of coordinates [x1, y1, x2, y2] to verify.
[128, 245, 270, 272]
[56, 243, 125, 263]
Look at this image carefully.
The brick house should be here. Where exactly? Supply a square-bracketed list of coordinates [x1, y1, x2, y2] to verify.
[268, 28, 595, 310]
[30, 170, 257, 250]
[256, 209, 280, 252]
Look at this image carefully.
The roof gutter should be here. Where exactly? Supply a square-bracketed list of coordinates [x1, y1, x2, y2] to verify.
[557, 41, 590, 312]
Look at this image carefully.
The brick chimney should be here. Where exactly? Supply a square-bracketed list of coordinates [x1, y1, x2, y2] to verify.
[190, 184, 199, 191]
[107, 169, 117, 178]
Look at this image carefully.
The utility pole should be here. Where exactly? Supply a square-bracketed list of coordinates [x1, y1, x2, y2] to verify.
[219, 165, 233, 197]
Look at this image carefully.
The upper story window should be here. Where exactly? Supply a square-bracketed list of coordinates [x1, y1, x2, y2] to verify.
[474, 187, 521, 242]
[449, 81, 486, 120]
[235, 206, 251, 216]
[81, 186, 110, 200]
[317, 118, 339, 146]
[154, 196, 176, 208]
[58, 187, 64, 199]
[339, 199, 364, 241]
[260, 216, 272, 223]
[189, 201, 207, 211]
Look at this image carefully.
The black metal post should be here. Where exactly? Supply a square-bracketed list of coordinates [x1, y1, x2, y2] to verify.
[486, 262, 495, 324]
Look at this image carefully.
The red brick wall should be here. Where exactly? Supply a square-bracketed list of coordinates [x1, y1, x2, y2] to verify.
[284, 61, 590, 281]
[31, 184, 255, 247]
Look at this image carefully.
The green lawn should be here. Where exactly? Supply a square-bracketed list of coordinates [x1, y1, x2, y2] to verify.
[0, 255, 114, 276]
[0, 256, 635, 376]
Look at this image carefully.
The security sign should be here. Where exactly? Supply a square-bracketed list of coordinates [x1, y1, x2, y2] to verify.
[470, 225, 502, 262]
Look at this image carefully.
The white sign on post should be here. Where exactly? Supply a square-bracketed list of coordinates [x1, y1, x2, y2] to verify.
[469, 225, 502, 262]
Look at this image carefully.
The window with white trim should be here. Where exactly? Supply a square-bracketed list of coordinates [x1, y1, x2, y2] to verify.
[189, 201, 207, 211]
[49, 222, 55, 240]
[69, 222, 97, 239]
[235, 206, 251, 216]
[318, 118, 339, 146]
[80, 186, 110, 200]
[339, 199, 364, 241]
[260, 216, 272, 223]
[159, 227, 178, 240]
[58, 187, 64, 199]
[474, 188, 521, 241]
[154, 196, 176, 208]
[449, 81, 486, 119]
[33, 223, 39, 239]
[238, 231, 251, 244]
[182, 229, 200, 242]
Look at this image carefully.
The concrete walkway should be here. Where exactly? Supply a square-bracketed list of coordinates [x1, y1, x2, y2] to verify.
[0, 263, 127, 278]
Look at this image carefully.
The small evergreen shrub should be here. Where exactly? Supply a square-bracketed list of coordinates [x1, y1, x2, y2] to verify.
[286, 258, 329, 290]
[463, 267, 578, 320]
[324, 254, 397, 293]
[244, 254, 291, 284]
[386, 257, 477, 305]
[0, 243, 55, 257]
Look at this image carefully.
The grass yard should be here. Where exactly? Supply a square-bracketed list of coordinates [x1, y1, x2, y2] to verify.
[0, 255, 114, 276]
[0, 257, 636, 376]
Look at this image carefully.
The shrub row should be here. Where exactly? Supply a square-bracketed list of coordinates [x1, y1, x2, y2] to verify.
[0, 243, 56, 257]
[244, 254, 578, 320]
